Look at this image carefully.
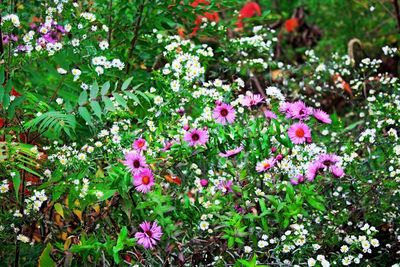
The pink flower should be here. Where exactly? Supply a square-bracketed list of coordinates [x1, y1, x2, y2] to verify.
[317, 153, 340, 167]
[288, 122, 311, 144]
[306, 161, 325, 181]
[123, 151, 147, 174]
[331, 165, 345, 178]
[263, 109, 277, 119]
[241, 93, 263, 107]
[289, 101, 312, 120]
[256, 158, 276, 172]
[290, 174, 305, 185]
[219, 145, 243, 158]
[313, 109, 332, 124]
[135, 221, 163, 249]
[133, 168, 155, 193]
[184, 128, 209, 146]
[218, 180, 234, 194]
[133, 138, 147, 151]
[213, 103, 236, 125]
[200, 179, 208, 187]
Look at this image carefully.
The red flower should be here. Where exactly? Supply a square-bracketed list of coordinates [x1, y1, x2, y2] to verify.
[285, 17, 299, 32]
[10, 87, 21, 97]
[191, 0, 210, 8]
[236, 2, 261, 28]
[192, 12, 219, 35]
[0, 118, 4, 128]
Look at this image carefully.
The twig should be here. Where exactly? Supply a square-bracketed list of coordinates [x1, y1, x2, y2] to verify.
[250, 71, 267, 99]
[126, 2, 145, 74]
[393, 0, 400, 32]
[107, 0, 113, 44]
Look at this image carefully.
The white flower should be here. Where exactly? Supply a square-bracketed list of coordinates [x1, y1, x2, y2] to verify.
[342, 256, 352, 266]
[307, 258, 316, 267]
[340, 245, 349, 253]
[17, 234, 30, 243]
[370, 238, 379, 247]
[57, 68, 67, 74]
[257, 240, 268, 248]
[99, 40, 109, 50]
[95, 66, 104, 75]
[77, 153, 86, 161]
[199, 221, 209, 231]
[56, 98, 63, 105]
[95, 191, 104, 199]
[244, 246, 252, 253]
[154, 96, 163, 105]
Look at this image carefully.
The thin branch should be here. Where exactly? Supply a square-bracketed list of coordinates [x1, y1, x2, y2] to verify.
[126, 2, 145, 74]
[393, 0, 400, 32]
[107, 0, 113, 44]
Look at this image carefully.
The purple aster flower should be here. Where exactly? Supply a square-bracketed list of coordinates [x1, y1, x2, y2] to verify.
[219, 145, 244, 158]
[241, 92, 263, 107]
[306, 161, 325, 181]
[133, 168, 155, 193]
[218, 180, 234, 194]
[212, 102, 236, 125]
[135, 221, 163, 249]
[313, 109, 332, 124]
[288, 122, 312, 144]
[123, 151, 147, 173]
[183, 128, 209, 146]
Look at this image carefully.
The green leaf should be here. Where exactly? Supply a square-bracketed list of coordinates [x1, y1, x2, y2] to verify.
[54, 203, 64, 218]
[38, 243, 56, 267]
[306, 196, 326, 212]
[0, 67, 4, 84]
[121, 77, 133, 90]
[90, 81, 99, 99]
[102, 96, 115, 111]
[101, 81, 110, 96]
[90, 101, 102, 119]
[78, 107, 92, 124]
[78, 91, 88, 106]
[113, 93, 128, 109]
[12, 171, 21, 201]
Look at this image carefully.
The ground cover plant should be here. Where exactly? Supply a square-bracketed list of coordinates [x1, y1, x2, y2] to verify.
[0, 0, 399, 266]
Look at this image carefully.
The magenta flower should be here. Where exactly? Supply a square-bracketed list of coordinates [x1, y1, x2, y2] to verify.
[213, 103, 236, 125]
[184, 128, 209, 146]
[263, 109, 277, 119]
[241, 93, 263, 107]
[218, 180, 234, 194]
[313, 109, 332, 124]
[331, 165, 345, 177]
[290, 174, 305, 185]
[133, 138, 147, 151]
[135, 221, 163, 249]
[288, 122, 311, 144]
[256, 158, 276, 172]
[306, 161, 325, 181]
[123, 151, 148, 173]
[288, 101, 312, 120]
[219, 145, 244, 158]
[133, 168, 155, 193]
[318, 153, 340, 167]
